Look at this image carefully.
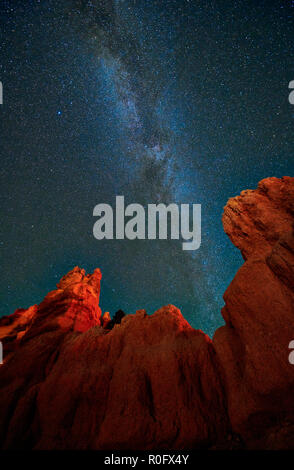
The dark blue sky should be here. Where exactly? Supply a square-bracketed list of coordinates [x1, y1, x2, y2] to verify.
[1, 0, 293, 335]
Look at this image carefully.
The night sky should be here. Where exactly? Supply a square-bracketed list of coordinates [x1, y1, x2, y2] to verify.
[1, 0, 293, 336]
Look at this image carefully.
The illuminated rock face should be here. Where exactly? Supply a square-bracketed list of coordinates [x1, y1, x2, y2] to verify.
[0, 177, 293, 450]
[214, 177, 294, 447]
[222, 176, 294, 260]
[0, 304, 228, 450]
[0, 266, 103, 344]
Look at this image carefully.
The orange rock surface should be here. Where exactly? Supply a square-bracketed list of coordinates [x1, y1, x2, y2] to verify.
[214, 176, 294, 447]
[0, 177, 293, 449]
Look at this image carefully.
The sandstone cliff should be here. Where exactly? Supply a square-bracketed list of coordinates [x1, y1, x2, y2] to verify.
[215, 176, 294, 448]
[0, 177, 293, 450]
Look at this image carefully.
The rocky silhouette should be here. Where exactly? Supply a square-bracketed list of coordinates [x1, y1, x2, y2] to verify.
[105, 309, 126, 330]
[0, 176, 293, 450]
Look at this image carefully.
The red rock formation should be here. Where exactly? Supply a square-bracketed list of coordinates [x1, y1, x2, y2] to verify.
[0, 177, 293, 450]
[214, 176, 294, 448]
[101, 311, 111, 329]
[0, 305, 38, 347]
[0, 267, 102, 349]
[0, 303, 228, 449]
[222, 176, 294, 260]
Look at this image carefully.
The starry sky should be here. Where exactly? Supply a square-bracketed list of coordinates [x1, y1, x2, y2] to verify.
[0, 0, 293, 336]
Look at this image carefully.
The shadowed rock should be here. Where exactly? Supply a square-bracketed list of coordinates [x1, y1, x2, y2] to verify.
[105, 309, 126, 330]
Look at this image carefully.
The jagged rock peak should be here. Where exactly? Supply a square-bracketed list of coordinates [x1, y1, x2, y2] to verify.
[222, 176, 294, 260]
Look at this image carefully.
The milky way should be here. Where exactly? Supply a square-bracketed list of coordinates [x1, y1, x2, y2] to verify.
[1, 0, 293, 335]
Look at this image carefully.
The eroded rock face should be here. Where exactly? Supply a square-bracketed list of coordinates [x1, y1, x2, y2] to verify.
[0, 304, 228, 449]
[222, 176, 294, 260]
[0, 305, 38, 354]
[214, 176, 294, 446]
[0, 177, 293, 449]
[0, 266, 102, 358]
